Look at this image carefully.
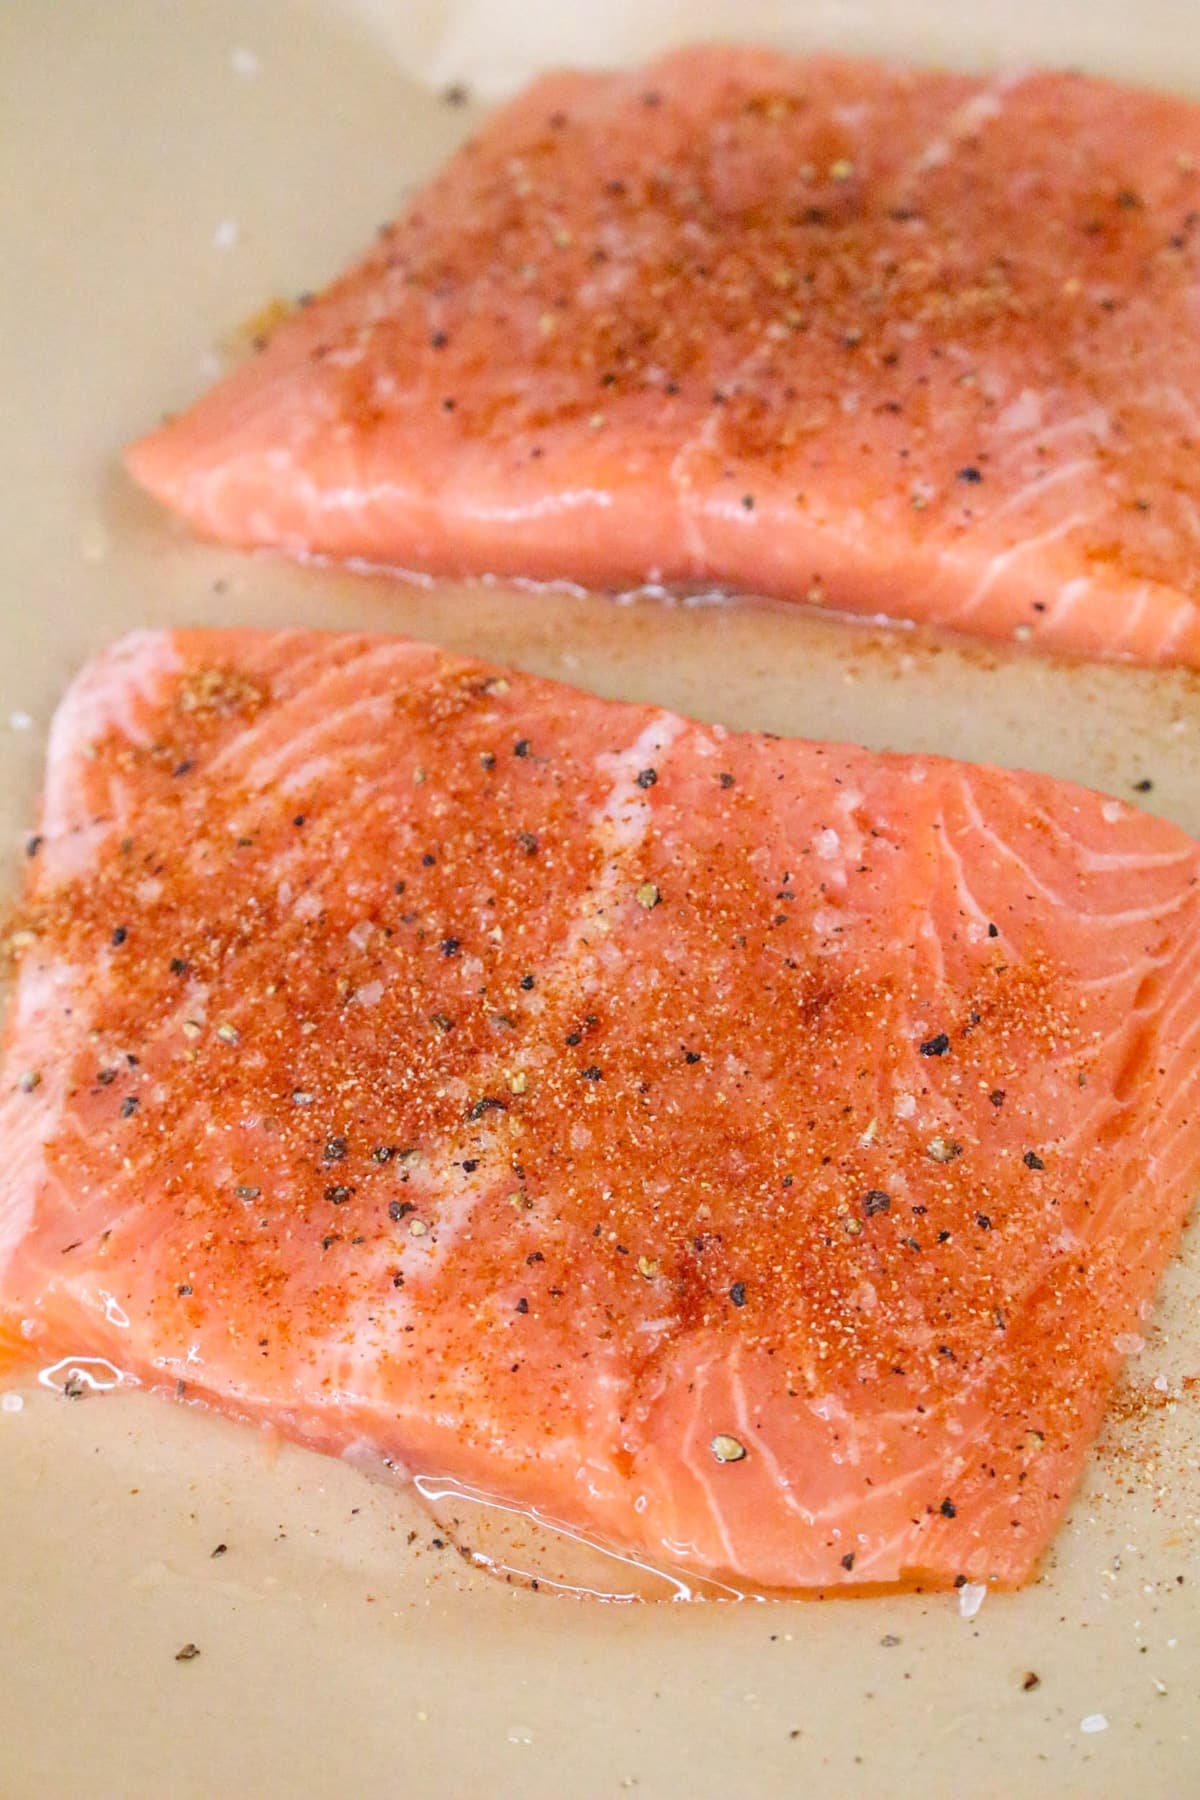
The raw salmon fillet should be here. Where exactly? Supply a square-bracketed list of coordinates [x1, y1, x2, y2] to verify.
[2, 628, 1199, 1592]
[127, 48, 1200, 666]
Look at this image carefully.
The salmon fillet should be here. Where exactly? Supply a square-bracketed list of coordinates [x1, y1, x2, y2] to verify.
[127, 48, 1200, 667]
[1, 628, 1199, 1591]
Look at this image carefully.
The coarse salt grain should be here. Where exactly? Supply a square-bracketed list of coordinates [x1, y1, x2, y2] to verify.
[213, 219, 239, 251]
[1, 1393, 23, 1414]
[230, 46, 260, 77]
[958, 1581, 987, 1619]
[1080, 1713, 1108, 1733]
[8, 711, 32, 732]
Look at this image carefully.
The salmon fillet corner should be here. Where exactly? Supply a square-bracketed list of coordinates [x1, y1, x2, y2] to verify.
[127, 47, 1200, 666]
[1, 627, 1199, 1591]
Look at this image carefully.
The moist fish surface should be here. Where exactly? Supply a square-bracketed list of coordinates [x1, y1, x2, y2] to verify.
[127, 48, 1200, 667]
[1, 628, 1199, 1592]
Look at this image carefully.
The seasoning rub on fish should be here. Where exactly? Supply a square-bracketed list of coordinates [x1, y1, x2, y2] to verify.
[129, 49, 1200, 666]
[1, 628, 1199, 1590]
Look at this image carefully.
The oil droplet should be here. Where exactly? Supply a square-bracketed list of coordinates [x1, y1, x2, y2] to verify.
[102, 1292, 131, 1329]
[412, 1473, 748, 1602]
[38, 1355, 129, 1394]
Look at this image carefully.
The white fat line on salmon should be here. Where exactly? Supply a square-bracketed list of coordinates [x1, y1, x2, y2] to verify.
[932, 807, 1003, 945]
[205, 641, 421, 786]
[675, 1355, 743, 1575]
[724, 1342, 817, 1526]
[40, 632, 186, 877]
[275, 459, 621, 528]
[991, 413, 1111, 473]
[668, 327, 783, 578]
[783, 1382, 1009, 1584]
[1145, 593, 1196, 662]
[1101, 583, 1158, 655]
[1039, 574, 1094, 637]
[48, 629, 184, 763]
[953, 776, 1197, 927]
[1020, 800, 1199, 876]
[949, 509, 1091, 623]
[896, 69, 1021, 187]
[666, 441, 707, 576]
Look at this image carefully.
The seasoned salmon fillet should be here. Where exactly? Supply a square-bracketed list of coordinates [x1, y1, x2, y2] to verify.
[127, 48, 1200, 666]
[1, 629, 1199, 1591]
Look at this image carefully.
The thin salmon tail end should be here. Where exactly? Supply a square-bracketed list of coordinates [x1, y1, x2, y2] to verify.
[123, 430, 179, 509]
[124, 424, 217, 528]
